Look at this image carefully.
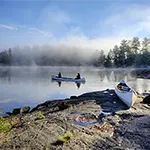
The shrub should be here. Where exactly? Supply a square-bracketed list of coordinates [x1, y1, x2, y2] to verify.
[59, 132, 73, 143]
[69, 104, 73, 110]
[37, 111, 45, 120]
[0, 117, 12, 133]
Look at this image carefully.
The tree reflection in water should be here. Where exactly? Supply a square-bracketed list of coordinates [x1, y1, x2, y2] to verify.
[0, 67, 11, 84]
[55, 81, 82, 89]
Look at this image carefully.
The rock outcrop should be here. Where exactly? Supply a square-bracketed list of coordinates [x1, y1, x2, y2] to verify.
[6, 106, 30, 115]
[0, 89, 150, 150]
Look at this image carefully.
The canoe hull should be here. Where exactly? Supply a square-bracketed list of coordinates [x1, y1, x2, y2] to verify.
[115, 87, 135, 107]
[115, 80, 138, 108]
[51, 75, 85, 83]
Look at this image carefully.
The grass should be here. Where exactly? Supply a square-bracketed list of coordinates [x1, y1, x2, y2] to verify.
[59, 132, 73, 143]
[44, 145, 50, 150]
[0, 117, 21, 133]
[37, 111, 45, 120]
[69, 104, 73, 110]
[0, 117, 12, 133]
[10, 118, 21, 127]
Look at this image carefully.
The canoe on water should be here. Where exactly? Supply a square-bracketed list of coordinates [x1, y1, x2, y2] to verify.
[115, 80, 138, 108]
[51, 75, 86, 83]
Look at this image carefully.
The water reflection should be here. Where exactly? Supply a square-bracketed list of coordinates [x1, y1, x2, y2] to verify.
[97, 69, 134, 82]
[0, 67, 11, 83]
[0, 67, 124, 83]
[58, 81, 61, 87]
[53, 80, 82, 89]
[76, 82, 81, 89]
[0, 66, 150, 116]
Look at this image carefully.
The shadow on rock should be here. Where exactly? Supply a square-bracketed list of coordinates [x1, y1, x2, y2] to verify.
[143, 95, 150, 104]
[51, 140, 64, 146]
[78, 89, 129, 114]
[114, 115, 150, 150]
[92, 138, 120, 150]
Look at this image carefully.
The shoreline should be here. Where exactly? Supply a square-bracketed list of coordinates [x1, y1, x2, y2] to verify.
[0, 89, 150, 150]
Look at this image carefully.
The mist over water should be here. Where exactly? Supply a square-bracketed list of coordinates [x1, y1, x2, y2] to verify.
[0, 66, 150, 116]
[11, 44, 99, 66]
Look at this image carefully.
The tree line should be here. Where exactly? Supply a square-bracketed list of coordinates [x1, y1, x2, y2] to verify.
[95, 37, 150, 67]
[0, 48, 12, 65]
[0, 37, 150, 67]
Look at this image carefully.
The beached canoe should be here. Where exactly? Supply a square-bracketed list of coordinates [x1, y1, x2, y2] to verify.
[51, 75, 86, 83]
[115, 80, 137, 108]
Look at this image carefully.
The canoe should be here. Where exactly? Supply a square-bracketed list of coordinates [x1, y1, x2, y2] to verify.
[51, 75, 86, 83]
[115, 80, 137, 108]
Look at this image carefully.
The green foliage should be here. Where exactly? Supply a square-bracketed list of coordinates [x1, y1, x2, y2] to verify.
[0, 49, 12, 65]
[131, 37, 140, 54]
[96, 37, 150, 67]
[0, 117, 12, 133]
[98, 50, 106, 66]
[44, 145, 50, 150]
[112, 45, 121, 67]
[1, 37, 150, 67]
[69, 104, 73, 110]
[59, 132, 73, 143]
[142, 38, 150, 52]
[37, 111, 45, 120]
[104, 52, 112, 68]
[11, 119, 20, 127]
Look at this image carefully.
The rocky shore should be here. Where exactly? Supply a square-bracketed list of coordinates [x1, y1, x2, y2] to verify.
[0, 89, 150, 150]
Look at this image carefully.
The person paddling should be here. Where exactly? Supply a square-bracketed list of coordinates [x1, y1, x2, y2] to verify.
[58, 72, 62, 78]
[75, 73, 81, 79]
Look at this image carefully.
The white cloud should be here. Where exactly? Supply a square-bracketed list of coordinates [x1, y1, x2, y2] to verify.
[28, 31, 35, 35]
[1, 3, 150, 52]
[0, 24, 18, 30]
[103, 5, 150, 37]
[36, 5, 76, 38]
[56, 35, 123, 53]
[29, 28, 53, 37]
[138, 21, 150, 32]
[52, 10, 70, 24]
[39, 5, 71, 25]
[49, 4, 150, 52]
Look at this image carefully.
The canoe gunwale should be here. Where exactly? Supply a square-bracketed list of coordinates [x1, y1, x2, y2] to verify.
[51, 75, 86, 83]
[115, 82, 137, 108]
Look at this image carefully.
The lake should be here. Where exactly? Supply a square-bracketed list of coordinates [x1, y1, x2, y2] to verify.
[0, 66, 150, 116]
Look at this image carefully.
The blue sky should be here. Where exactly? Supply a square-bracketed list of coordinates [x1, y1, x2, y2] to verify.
[0, 0, 150, 51]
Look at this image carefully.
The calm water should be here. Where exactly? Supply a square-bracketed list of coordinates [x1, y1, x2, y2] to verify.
[0, 66, 150, 116]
